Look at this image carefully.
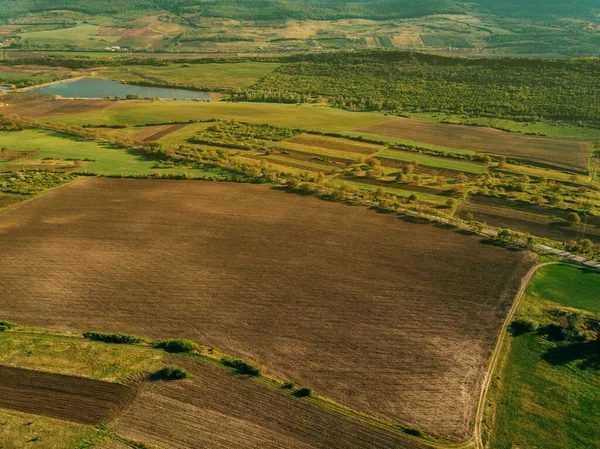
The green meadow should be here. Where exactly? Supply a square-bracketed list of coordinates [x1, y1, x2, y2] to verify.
[47, 102, 392, 133]
[376, 149, 487, 174]
[0, 129, 225, 178]
[486, 264, 600, 449]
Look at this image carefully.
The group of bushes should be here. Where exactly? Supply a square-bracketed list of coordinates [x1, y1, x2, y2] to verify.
[0, 320, 16, 332]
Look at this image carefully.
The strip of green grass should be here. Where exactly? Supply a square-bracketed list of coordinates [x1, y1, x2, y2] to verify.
[341, 131, 475, 155]
[274, 142, 359, 161]
[330, 179, 448, 205]
[377, 149, 487, 174]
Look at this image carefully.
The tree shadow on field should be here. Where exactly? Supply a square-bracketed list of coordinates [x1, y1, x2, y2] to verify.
[542, 340, 600, 370]
[397, 215, 431, 226]
[478, 239, 525, 252]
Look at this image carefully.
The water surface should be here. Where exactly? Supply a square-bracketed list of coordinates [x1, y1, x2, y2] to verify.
[25, 78, 212, 100]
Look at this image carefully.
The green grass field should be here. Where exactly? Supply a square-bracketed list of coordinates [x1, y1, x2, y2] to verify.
[485, 264, 600, 449]
[330, 179, 449, 205]
[18, 24, 121, 49]
[274, 142, 360, 161]
[377, 149, 487, 174]
[100, 63, 281, 89]
[527, 265, 600, 313]
[0, 129, 227, 178]
[47, 102, 392, 133]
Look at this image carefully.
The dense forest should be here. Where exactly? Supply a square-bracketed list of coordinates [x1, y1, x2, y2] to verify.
[243, 52, 600, 123]
[0, 0, 597, 21]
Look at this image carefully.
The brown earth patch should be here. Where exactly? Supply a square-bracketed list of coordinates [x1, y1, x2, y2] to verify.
[0, 178, 535, 440]
[357, 119, 590, 172]
[115, 357, 426, 449]
[288, 134, 383, 155]
[131, 123, 188, 142]
[272, 146, 352, 164]
[0, 365, 137, 424]
[0, 94, 142, 119]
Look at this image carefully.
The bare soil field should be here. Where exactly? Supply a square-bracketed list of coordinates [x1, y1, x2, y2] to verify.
[458, 195, 600, 243]
[115, 357, 426, 449]
[357, 119, 590, 172]
[288, 134, 383, 155]
[0, 178, 535, 440]
[0, 94, 140, 118]
[0, 366, 136, 424]
[131, 123, 188, 142]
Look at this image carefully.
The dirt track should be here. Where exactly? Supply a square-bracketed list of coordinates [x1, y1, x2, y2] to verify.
[0, 178, 535, 440]
[115, 357, 428, 449]
[0, 366, 136, 424]
[357, 119, 589, 172]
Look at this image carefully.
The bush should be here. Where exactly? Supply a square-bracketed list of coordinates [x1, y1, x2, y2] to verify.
[510, 319, 539, 335]
[82, 332, 143, 344]
[153, 366, 191, 380]
[221, 356, 262, 376]
[403, 427, 423, 437]
[293, 387, 312, 397]
[282, 381, 296, 390]
[153, 339, 199, 353]
[0, 320, 16, 332]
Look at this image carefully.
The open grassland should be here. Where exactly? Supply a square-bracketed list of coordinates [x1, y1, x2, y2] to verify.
[115, 356, 426, 449]
[101, 63, 281, 89]
[44, 101, 392, 132]
[0, 129, 225, 178]
[485, 264, 600, 449]
[16, 24, 121, 49]
[357, 119, 591, 172]
[0, 178, 535, 440]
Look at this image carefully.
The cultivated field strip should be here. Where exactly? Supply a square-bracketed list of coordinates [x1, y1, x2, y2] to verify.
[115, 357, 428, 449]
[131, 124, 189, 142]
[0, 366, 136, 424]
[287, 134, 384, 155]
[357, 119, 590, 172]
[0, 178, 535, 440]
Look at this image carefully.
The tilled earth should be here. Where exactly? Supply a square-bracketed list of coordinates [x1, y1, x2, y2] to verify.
[0, 178, 535, 440]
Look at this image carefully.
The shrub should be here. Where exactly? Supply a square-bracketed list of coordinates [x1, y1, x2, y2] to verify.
[510, 318, 539, 335]
[221, 356, 262, 376]
[153, 339, 198, 353]
[403, 427, 423, 437]
[82, 332, 143, 344]
[282, 381, 296, 390]
[0, 320, 16, 332]
[293, 387, 312, 397]
[153, 366, 191, 380]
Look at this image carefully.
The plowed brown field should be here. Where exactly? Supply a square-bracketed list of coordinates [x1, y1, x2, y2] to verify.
[131, 123, 188, 142]
[115, 357, 427, 449]
[357, 119, 590, 172]
[0, 178, 535, 440]
[0, 366, 136, 424]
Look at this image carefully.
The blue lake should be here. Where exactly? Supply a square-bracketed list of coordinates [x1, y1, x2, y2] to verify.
[25, 78, 212, 100]
[0, 86, 11, 91]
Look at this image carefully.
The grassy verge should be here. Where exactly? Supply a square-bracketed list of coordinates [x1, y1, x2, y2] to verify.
[484, 264, 600, 449]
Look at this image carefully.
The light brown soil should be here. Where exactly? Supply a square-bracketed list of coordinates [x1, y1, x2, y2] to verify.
[115, 357, 427, 449]
[288, 134, 383, 155]
[131, 123, 188, 142]
[0, 94, 141, 118]
[0, 366, 136, 424]
[357, 119, 590, 172]
[0, 178, 535, 440]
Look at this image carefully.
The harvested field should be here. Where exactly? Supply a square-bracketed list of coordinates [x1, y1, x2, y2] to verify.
[115, 357, 426, 449]
[0, 178, 535, 440]
[0, 366, 136, 424]
[272, 147, 352, 164]
[458, 195, 600, 243]
[357, 119, 590, 172]
[131, 123, 188, 142]
[0, 94, 136, 119]
[288, 134, 383, 155]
